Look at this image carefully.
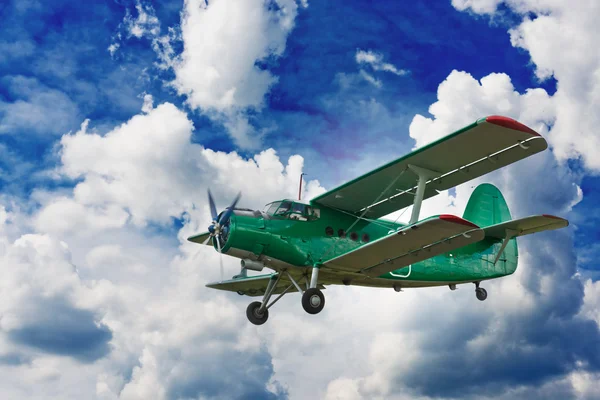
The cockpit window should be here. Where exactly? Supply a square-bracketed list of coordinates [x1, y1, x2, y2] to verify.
[265, 202, 281, 215]
[275, 201, 292, 215]
[264, 201, 320, 221]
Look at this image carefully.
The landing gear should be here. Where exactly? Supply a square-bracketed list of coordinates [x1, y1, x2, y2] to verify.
[301, 265, 325, 315]
[246, 301, 269, 325]
[474, 282, 488, 301]
[476, 288, 488, 301]
[245, 267, 326, 325]
[302, 288, 325, 314]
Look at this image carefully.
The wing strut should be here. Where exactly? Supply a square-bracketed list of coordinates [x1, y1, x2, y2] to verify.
[493, 229, 518, 265]
[407, 164, 440, 224]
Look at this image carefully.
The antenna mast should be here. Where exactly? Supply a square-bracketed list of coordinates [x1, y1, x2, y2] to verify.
[298, 173, 306, 201]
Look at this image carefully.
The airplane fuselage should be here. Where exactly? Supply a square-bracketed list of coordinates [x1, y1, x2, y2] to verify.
[217, 202, 518, 289]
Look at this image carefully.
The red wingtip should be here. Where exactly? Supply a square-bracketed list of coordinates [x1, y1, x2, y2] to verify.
[542, 214, 562, 220]
[439, 214, 479, 228]
[486, 115, 540, 136]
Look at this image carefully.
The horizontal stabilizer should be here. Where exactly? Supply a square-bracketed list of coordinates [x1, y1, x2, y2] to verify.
[484, 215, 568, 239]
[323, 215, 485, 277]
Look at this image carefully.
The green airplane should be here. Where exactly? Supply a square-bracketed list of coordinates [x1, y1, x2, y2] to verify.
[189, 116, 569, 325]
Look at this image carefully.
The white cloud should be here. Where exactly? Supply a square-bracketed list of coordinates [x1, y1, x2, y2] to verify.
[140, 93, 153, 113]
[451, 0, 502, 14]
[169, 0, 300, 148]
[451, 0, 600, 171]
[308, 57, 594, 398]
[107, 43, 119, 57]
[0, 76, 79, 136]
[124, 1, 160, 39]
[3, 1, 599, 398]
[52, 102, 324, 231]
[359, 70, 383, 88]
[110, 0, 301, 148]
[409, 70, 554, 148]
[0, 96, 329, 397]
[356, 49, 409, 76]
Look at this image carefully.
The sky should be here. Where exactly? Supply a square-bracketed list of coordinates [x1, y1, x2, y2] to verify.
[0, 0, 600, 399]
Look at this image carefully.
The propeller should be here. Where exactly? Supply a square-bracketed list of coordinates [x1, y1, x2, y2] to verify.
[203, 190, 241, 281]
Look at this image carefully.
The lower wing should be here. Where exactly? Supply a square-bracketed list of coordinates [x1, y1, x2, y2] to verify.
[323, 214, 485, 278]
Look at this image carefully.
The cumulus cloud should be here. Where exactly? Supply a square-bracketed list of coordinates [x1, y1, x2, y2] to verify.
[452, 0, 600, 171]
[51, 101, 324, 230]
[316, 64, 599, 400]
[110, 0, 301, 148]
[0, 233, 112, 363]
[409, 70, 554, 148]
[168, 0, 300, 148]
[0, 76, 79, 136]
[0, 97, 327, 398]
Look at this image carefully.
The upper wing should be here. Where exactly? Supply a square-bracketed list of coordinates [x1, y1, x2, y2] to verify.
[484, 215, 569, 239]
[188, 231, 212, 245]
[323, 215, 485, 278]
[311, 116, 547, 218]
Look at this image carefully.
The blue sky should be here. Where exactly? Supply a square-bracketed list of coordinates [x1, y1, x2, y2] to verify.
[1, 0, 600, 399]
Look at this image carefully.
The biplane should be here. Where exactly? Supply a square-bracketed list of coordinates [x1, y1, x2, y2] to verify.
[189, 116, 568, 325]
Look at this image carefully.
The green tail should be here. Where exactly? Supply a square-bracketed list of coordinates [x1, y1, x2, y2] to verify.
[463, 183, 519, 275]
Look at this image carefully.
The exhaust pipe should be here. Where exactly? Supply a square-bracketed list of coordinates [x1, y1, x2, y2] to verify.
[241, 259, 265, 272]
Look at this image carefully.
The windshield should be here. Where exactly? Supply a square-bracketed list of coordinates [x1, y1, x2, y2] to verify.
[264, 201, 319, 221]
[265, 202, 281, 215]
[274, 201, 292, 216]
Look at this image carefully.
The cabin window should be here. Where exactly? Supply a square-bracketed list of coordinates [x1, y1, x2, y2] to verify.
[325, 226, 334, 236]
[289, 202, 308, 221]
[362, 233, 370, 243]
[350, 232, 359, 241]
[338, 229, 346, 238]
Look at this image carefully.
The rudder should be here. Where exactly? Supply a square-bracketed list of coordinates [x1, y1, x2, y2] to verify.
[463, 183, 518, 275]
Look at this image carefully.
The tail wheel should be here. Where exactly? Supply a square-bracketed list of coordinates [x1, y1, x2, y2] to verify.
[476, 287, 488, 301]
[302, 288, 325, 314]
[246, 301, 269, 325]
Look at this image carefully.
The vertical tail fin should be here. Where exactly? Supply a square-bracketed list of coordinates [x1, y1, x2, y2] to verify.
[463, 183, 512, 226]
[464, 183, 518, 274]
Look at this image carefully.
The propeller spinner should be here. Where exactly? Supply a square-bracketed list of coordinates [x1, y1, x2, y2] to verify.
[203, 190, 241, 281]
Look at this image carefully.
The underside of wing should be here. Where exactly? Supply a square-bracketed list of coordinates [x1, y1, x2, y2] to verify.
[484, 215, 569, 239]
[311, 116, 547, 218]
[187, 231, 212, 245]
[323, 215, 485, 278]
[206, 273, 324, 297]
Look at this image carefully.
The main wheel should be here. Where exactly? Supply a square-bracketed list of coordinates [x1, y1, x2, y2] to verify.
[476, 287, 488, 301]
[302, 288, 325, 314]
[246, 301, 269, 325]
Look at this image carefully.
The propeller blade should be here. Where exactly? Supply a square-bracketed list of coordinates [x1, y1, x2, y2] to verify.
[202, 234, 213, 246]
[207, 189, 218, 222]
[215, 235, 224, 282]
[218, 192, 241, 225]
